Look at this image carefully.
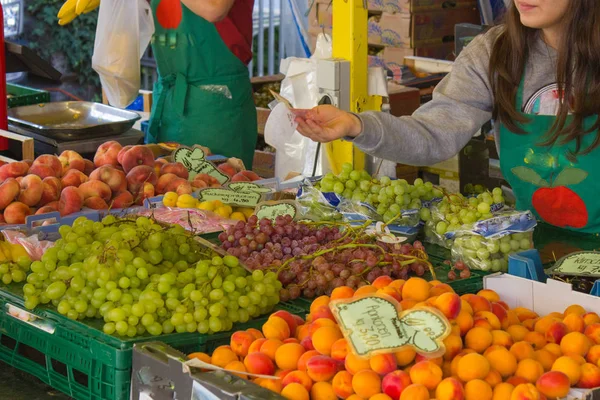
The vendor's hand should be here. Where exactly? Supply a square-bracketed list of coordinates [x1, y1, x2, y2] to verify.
[293, 105, 362, 143]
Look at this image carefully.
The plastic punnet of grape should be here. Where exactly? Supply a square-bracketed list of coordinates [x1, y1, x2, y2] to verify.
[22, 215, 281, 337]
[449, 210, 537, 272]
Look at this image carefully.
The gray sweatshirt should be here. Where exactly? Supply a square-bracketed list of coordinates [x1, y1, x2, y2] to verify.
[349, 27, 558, 166]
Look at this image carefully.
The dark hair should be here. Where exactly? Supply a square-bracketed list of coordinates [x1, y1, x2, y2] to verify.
[489, 1, 600, 156]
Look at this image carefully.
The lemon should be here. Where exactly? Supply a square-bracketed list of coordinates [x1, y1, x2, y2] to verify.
[197, 201, 215, 211]
[230, 212, 246, 222]
[215, 206, 231, 218]
[222, 205, 233, 215]
[163, 192, 178, 207]
[176, 194, 198, 208]
[239, 207, 255, 219]
[213, 200, 224, 208]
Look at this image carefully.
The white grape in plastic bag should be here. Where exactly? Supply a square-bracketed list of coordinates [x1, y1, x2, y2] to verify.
[92, 0, 154, 108]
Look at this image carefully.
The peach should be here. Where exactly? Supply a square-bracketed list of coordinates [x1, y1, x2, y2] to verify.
[111, 191, 134, 209]
[58, 186, 84, 216]
[330, 338, 349, 361]
[310, 381, 336, 400]
[217, 163, 236, 178]
[312, 325, 343, 356]
[38, 177, 62, 206]
[29, 157, 62, 179]
[485, 347, 518, 378]
[191, 178, 208, 190]
[493, 383, 515, 400]
[508, 383, 541, 400]
[134, 182, 154, 206]
[120, 145, 154, 173]
[457, 353, 490, 382]
[126, 165, 158, 193]
[434, 292, 462, 320]
[370, 353, 397, 376]
[535, 371, 570, 398]
[409, 361, 442, 390]
[465, 379, 492, 400]
[84, 159, 95, 176]
[263, 316, 291, 341]
[4, 202, 31, 224]
[394, 347, 416, 367]
[117, 145, 133, 165]
[89, 166, 127, 193]
[153, 159, 167, 177]
[306, 355, 338, 382]
[466, 295, 492, 313]
[275, 343, 305, 370]
[160, 162, 189, 179]
[156, 173, 178, 194]
[578, 362, 600, 388]
[585, 323, 600, 345]
[230, 331, 255, 357]
[561, 331, 592, 357]
[399, 384, 428, 400]
[551, 356, 582, 385]
[59, 150, 85, 174]
[231, 170, 261, 182]
[243, 352, 275, 375]
[564, 313, 586, 333]
[193, 173, 222, 188]
[61, 169, 88, 188]
[545, 321, 568, 344]
[515, 359, 544, 383]
[0, 161, 29, 180]
[345, 351, 371, 375]
[444, 334, 464, 361]
[165, 178, 192, 195]
[401, 277, 430, 302]
[84, 197, 109, 210]
[0, 178, 20, 210]
[94, 141, 122, 168]
[281, 382, 309, 400]
[79, 180, 112, 202]
[36, 205, 57, 215]
[332, 370, 355, 399]
[352, 369, 381, 398]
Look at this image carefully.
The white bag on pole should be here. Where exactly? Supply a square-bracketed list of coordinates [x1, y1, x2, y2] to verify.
[92, 0, 154, 108]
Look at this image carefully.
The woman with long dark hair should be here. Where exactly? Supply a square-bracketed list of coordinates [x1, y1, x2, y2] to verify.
[294, 0, 600, 232]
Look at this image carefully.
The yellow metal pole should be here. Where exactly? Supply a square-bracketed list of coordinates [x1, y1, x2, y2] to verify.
[326, 0, 382, 174]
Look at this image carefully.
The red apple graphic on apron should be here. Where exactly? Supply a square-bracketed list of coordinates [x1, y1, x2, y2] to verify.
[156, 0, 183, 30]
[512, 166, 588, 229]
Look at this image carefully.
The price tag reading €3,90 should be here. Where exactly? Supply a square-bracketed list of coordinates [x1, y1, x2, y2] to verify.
[329, 295, 451, 358]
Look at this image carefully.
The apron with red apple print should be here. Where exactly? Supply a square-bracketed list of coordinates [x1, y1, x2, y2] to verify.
[147, 0, 257, 168]
[499, 74, 599, 233]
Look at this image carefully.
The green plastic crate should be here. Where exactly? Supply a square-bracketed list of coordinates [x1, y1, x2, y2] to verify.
[7, 83, 50, 108]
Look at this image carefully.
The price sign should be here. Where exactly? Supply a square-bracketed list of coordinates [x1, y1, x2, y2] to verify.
[196, 188, 261, 208]
[549, 251, 600, 277]
[255, 202, 298, 221]
[226, 182, 272, 194]
[172, 146, 230, 184]
[330, 295, 451, 358]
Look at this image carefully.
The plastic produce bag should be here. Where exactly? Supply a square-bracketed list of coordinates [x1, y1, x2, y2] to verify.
[92, 0, 154, 108]
[296, 179, 342, 222]
[449, 210, 537, 272]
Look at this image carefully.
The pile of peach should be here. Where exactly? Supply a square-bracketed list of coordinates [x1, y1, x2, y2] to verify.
[189, 277, 600, 400]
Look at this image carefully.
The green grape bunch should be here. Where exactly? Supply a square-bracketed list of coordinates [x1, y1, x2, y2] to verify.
[22, 215, 281, 338]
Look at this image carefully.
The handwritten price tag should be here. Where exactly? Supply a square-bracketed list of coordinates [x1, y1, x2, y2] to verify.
[196, 188, 261, 208]
[255, 201, 298, 221]
[226, 182, 272, 194]
[172, 146, 230, 184]
[330, 295, 451, 358]
[549, 251, 600, 277]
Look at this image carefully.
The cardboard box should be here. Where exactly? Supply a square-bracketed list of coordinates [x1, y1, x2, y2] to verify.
[252, 150, 276, 179]
[398, 0, 478, 13]
[367, 43, 455, 73]
[308, 2, 332, 30]
[379, 7, 480, 47]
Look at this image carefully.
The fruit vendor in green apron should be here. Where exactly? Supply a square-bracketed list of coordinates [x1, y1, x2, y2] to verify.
[292, 0, 600, 233]
[147, 0, 257, 168]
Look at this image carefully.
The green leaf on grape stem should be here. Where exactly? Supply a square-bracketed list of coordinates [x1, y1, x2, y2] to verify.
[553, 167, 588, 187]
[511, 166, 550, 187]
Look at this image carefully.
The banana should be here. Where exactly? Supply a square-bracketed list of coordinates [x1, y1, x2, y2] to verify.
[58, 12, 78, 26]
[75, 0, 91, 15]
[83, 0, 100, 13]
[57, 0, 77, 19]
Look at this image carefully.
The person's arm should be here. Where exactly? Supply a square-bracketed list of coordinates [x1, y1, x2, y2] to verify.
[181, 0, 235, 22]
[295, 30, 498, 166]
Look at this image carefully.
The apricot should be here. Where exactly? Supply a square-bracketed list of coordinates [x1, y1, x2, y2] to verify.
[244, 352, 275, 376]
[443, 334, 464, 361]
[369, 395, 392, 400]
[188, 352, 211, 364]
[306, 355, 338, 382]
[223, 360, 247, 379]
[544, 321, 568, 344]
[434, 292, 462, 320]
[551, 355, 582, 385]
[313, 325, 343, 356]
[430, 283, 454, 296]
[465, 379, 493, 400]
[578, 362, 600, 388]
[260, 339, 283, 361]
[492, 330, 514, 348]
[332, 370, 354, 399]
[523, 331, 547, 350]
[533, 349, 557, 371]
[535, 371, 570, 398]
[543, 343, 562, 357]
[281, 382, 310, 400]
[310, 382, 337, 400]
[310, 296, 330, 314]
[381, 370, 411, 400]
[263, 316, 291, 341]
[457, 353, 490, 382]
[563, 313, 586, 333]
[515, 359, 544, 383]
[330, 338, 349, 362]
[275, 343, 305, 370]
[478, 289, 500, 303]
[272, 310, 300, 336]
[465, 327, 493, 353]
[456, 311, 475, 336]
[585, 323, 600, 345]
[372, 276, 393, 289]
[248, 338, 267, 354]
[485, 369, 502, 388]
[355, 285, 378, 297]
[510, 341, 536, 361]
[485, 347, 517, 378]
[230, 331, 255, 357]
[561, 331, 592, 357]
[370, 353, 397, 376]
[211, 347, 238, 368]
[587, 344, 600, 365]
[352, 369, 382, 398]
[282, 370, 313, 391]
[476, 311, 502, 330]
[255, 377, 282, 394]
[345, 351, 371, 375]
[330, 286, 355, 301]
[394, 347, 416, 367]
[466, 295, 492, 313]
[247, 327, 265, 340]
[510, 383, 543, 400]
[492, 383, 515, 400]
[409, 361, 442, 390]
[401, 277, 430, 302]
[565, 304, 586, 316]
[507, 325, 530, 343]
[436, 377, 464, 400]
[398, 384, 429, 400]
[584, 312, 600, 326]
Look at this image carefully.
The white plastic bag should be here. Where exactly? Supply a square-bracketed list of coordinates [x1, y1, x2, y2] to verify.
[92, 0, 154, 108]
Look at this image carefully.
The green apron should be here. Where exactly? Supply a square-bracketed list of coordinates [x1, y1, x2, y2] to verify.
[500, 74, 599, 233]
[147, 1, 258, 168]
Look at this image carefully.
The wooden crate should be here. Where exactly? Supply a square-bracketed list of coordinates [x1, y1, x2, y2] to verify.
[0, 130, 34, 162]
